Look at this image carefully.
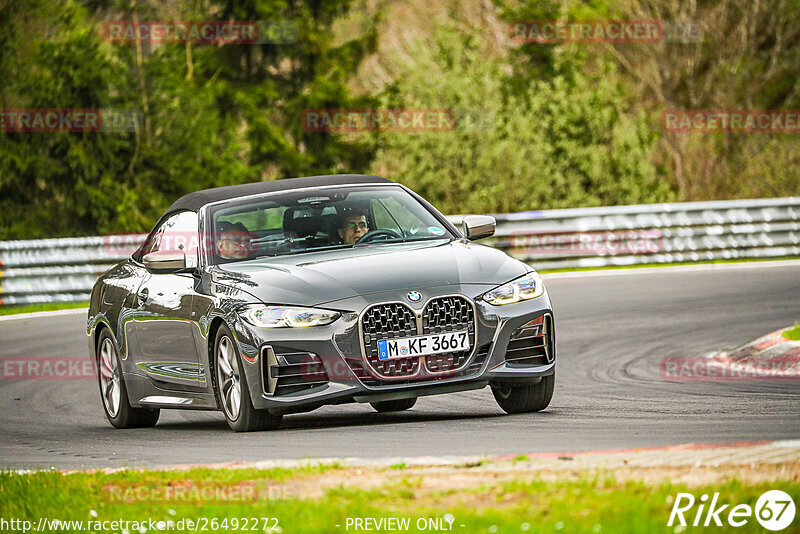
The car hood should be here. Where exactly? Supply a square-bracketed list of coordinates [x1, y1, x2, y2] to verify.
[209, 239, 528, 307]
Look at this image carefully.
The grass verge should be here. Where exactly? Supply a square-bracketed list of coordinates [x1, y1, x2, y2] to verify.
[783, 323, 800, 341]
[1, 465, 796, 533]
[0, 302, 88, 317]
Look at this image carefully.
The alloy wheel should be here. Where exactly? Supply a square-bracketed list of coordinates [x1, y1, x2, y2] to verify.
[217, 335, 242, 421]
[99, 337, 121, 418]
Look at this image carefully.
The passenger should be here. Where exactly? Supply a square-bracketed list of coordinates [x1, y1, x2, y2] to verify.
[216, 221, 253, 260]
[336, 210, 369, 244]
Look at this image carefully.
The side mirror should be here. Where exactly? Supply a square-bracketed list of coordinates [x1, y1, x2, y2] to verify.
[462, 215, 496, 241]
[143, 251, 187, 272]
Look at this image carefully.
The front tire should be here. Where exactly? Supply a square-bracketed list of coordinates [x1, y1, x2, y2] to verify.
[492, 373, 554, 414]
[97, 330, 160, 429]
[370, 398, 417, 412]
[213, 324, 282, 432]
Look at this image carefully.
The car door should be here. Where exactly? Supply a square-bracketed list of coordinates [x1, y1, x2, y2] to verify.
[130, 211, 204, 389]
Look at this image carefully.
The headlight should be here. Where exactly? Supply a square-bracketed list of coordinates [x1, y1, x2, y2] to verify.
[241, 304, 340, 328]
[482, 271, 544, 306]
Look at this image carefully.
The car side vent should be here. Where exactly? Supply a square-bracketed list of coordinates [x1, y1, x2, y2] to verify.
[263, 347, 329, 396]
[504, 314, 553, 366]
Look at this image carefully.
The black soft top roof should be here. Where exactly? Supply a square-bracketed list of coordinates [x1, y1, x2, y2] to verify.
[166, 174, 393, 213]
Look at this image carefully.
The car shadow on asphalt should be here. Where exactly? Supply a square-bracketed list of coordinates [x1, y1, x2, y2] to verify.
[149, 408, 558, 433]
[280, 410, 506, 431]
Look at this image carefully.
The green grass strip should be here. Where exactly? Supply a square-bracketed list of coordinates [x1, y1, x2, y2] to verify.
[0, 468, 796, 533]
[0, 302, 89, 316]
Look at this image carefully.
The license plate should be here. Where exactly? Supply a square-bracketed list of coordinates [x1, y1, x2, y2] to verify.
[377, 331, 470, 360]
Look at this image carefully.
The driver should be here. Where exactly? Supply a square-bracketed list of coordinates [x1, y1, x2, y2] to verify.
[336, 210, 369, 244]
[216, 221, 254, 260]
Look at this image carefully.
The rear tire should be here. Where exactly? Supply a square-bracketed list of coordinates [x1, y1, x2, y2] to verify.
[370, 398, 417, 412]
[97, 330, 160, 429]
[213, 324, 282, 432]
[492, 373, 554, 414]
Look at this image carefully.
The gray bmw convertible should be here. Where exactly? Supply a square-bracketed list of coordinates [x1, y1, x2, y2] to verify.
[87, 174, 555, 431]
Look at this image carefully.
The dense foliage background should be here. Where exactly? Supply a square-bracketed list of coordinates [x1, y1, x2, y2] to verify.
[1, 0, 799, 238]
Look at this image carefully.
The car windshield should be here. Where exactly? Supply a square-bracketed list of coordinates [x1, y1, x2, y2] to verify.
[206, 185, 453, 264]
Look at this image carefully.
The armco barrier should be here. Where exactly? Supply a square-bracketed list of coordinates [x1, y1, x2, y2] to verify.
[0, 198, 798, 306]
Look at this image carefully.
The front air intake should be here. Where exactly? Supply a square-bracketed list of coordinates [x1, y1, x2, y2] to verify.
[263, 347, 329, 396]
[504, 314, 554, 366]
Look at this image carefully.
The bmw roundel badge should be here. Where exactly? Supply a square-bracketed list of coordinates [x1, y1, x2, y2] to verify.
[406, 291, 422, 302]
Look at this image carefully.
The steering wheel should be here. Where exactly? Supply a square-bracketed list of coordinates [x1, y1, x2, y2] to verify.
[355, 228, 402, 244]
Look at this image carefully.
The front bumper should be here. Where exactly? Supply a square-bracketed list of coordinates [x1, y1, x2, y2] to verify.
[230, 284, 555, 412]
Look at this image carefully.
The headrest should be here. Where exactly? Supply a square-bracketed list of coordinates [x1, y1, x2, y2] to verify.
[283, 207, 320, 239]
[216, 221, 234, 233]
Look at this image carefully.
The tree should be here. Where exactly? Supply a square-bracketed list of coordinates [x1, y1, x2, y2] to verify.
[207, 0, 378, 178]
[0, 0, 378, 238]
[588, 0, 800, 199]
[372, 22, 672, 215]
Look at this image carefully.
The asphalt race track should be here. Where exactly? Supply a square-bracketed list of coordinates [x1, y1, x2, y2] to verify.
[1, 263, 799, 470]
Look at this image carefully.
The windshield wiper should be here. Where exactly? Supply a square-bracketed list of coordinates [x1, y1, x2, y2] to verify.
[255, 243, 352, 259]
[353, 236, 449, 247]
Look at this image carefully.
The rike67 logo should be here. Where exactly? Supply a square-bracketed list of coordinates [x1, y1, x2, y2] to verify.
[668, 490, 795, 531]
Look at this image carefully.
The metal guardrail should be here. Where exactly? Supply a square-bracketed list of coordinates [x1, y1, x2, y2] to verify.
[1, 198, 798, 306]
